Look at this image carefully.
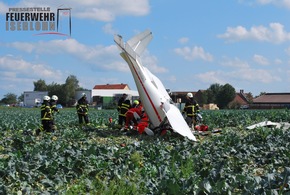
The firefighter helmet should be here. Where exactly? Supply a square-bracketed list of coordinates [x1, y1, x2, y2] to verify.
[51, 95, 58, 101]
[43, 95, 50, 101]
[187, 93, 193, 98]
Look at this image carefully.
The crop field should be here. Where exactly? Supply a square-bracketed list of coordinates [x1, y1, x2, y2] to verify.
[0, 107, 290, 194]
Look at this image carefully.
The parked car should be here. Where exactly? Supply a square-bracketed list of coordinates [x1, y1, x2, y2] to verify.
[240, 105, 249, 109]
[56, 104, 63, 109]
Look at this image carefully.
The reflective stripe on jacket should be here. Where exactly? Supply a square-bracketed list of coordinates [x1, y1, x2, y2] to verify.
[77, 97, 89, 115]
[184, 104, 196, 117]
[41, 102, 52, 120]
[183, 99, 200, 117]
[119, 100, 131, 116]
[50, 101, 59, 116]
[77, 104, 88, 114]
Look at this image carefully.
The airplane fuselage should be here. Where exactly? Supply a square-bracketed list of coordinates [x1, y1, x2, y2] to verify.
[121, 52, 167, 127]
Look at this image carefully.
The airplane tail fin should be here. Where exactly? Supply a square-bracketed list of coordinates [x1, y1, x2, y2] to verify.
[114, 30, 153, 59]
[126, 29, 153, 56]
[114, 34, 125, 51]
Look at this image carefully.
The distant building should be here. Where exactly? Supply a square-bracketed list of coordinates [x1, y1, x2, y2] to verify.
[229, 89, 251, 109]
[23, 91, 48, 107]
[92, 83, 138, 97]
[171, 89, 252, 109]
[170, 91, 197, 104]
[252, 93, 290, 109]
[93, 83, 130, 90]
[91, 83, 139, 109]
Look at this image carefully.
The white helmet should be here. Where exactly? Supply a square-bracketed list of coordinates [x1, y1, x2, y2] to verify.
[51, 95, 58, 101]
[82, 93, 86, 97]
[187, 93, 193, 98]
[43, 95, 50, 101]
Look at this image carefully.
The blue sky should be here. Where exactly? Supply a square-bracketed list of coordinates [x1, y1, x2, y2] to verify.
[1, 0, 290, 100]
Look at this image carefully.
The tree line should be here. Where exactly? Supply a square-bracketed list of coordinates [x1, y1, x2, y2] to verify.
[194, 83, 253, 109]
[169, 83, 241, 109]
[0, 75, 87, 107]
[32, 75, 87, 106]
[0, 76, 254, 109]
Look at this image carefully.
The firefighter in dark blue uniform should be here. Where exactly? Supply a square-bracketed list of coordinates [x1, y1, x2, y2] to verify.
[182, 93, 200, 128]
[117, 93, 131, 127]
[76, 93, 90, 125]
[39, 95, 53, 133]
[50, 95, 59, 130]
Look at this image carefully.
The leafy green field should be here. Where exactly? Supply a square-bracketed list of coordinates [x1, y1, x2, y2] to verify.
[0, 107, 290, 194]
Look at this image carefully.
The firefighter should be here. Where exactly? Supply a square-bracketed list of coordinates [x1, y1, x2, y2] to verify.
[76, 93, 90, 125]
[117, 93, 131, 127]
[131, 99, 140, 108]
[38, 95, 53, 134]
[50, 95, 59, 130]
[136, 111, 150, 134]
[124, 100, 144, 130]
[182, 92, 200, 128]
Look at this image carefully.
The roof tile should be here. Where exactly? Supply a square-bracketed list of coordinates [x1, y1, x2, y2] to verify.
[93, 84, 129, 90]
[253, 93, 290, 103]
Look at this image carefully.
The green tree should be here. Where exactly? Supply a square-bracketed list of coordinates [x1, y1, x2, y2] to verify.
[1, 93, 17, 104]
[64, 75, 80, 106]
[195, 90, 207, 106]
[34, 79, 47, 91]
[18, 93, 24, 102]
[206, 83, 222, 103]
[32, 75, 81, 106]
[246, 92, 254, 103]
[47, 82, 66, 106]
[216, 83, 236, 109]
[256, 92, 266, 98]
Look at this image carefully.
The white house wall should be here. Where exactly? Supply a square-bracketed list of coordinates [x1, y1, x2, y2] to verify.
[23, 91, 48, 107]
[91, 89, 139, 97]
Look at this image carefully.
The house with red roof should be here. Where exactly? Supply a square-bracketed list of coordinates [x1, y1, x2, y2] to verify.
[90, 83, 139, 109]
[251, 93, 290, 109]
[93, 83, 130, 90]
[229, 90, 252, 109]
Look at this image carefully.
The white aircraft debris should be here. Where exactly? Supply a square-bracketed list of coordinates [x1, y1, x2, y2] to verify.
[246, 121, 290, 130]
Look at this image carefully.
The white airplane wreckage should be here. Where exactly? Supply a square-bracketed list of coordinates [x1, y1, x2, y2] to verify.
[114, 30, 197, 141]
[246, 121, 290, 130]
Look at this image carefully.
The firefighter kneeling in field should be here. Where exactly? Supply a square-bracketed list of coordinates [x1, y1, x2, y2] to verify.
[122, 100, 150, 134]
[124, 100, 142, 129]
[136, 112, 152, 135]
